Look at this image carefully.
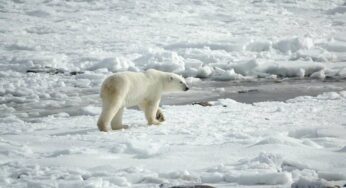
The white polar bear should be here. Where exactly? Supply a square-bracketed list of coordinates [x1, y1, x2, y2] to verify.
[97, 69, 189, 132]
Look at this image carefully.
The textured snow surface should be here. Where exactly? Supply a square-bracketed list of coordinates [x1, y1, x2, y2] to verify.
[1, 92, 346, 187]
[1, 0, 346, 80]
[1, 0, 346, 187]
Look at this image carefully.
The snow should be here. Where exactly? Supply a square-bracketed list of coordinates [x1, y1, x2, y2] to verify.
[1, 0, 346, 187]
[1, 92, 346, 187]
[273, 37, 314, 54]
[291, 177, 334, 188]
[224, 172, 292, 185]
[1, 0, 346, 80]
[310, 70, 326, 80]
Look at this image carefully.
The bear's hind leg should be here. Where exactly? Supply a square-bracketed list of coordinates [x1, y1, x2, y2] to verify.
[111, 107, 127, 130]
[97, 98, 123, 132]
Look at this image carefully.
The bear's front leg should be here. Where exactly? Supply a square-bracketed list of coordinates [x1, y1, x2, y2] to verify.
[156, 108, 165, 122]
[141, 99, 161, 125]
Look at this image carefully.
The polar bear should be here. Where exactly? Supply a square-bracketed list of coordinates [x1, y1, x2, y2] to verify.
[97, 69, 189, 132]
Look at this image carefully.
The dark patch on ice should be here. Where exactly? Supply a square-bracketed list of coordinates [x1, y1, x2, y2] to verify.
[162, 185, 215, 188]
[6, 44, 36, 51]
[6, 77, 346, 121]
[192, 101, 213, 106]
[238, 89, 259, 94]
[82, 174, 90, 180]
[338, 146, 346, 152]
[26, 10, 51, 17]
[26, 67, 84, 75]
[16, 172, 29, 179]
[12, 0, 24, 3]
[162, 78, 346, 105]
[27, 67, 65, 74]
[70, 71, 84, 75]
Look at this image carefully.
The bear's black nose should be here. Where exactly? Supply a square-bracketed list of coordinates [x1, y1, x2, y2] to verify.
[184, 86, 189, 91]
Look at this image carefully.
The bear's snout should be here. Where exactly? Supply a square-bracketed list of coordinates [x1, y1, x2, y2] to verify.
[184, 86, 189, 91]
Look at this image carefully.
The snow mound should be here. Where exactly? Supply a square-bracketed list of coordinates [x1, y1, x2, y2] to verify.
[310, 70, 326, 80]
[288, 127, 345, 139]
[196, 153, 292, 185]
[318, 171, 346, 181]
[88, 57, 136, 72]
[225, 172, 292, 185]
[196, 66, 213, 78]
[211, 68, 244, 81]
[183, 58, 204, 77]
[252, 136, 303, 147]
[110, 141, 165, 159]
[338, 146, 346, 152]
[233, 59, 260, 76]
[165, 40, 248, 52]
[201, 172, 224, 183]
[80, 105, 101, 116]
[239, 152, 284, 171]
[316, 92, 342, 100]
[320, 40, 346, 52]
[160, 170, 199, 182]
[127, 142, 165, 159]
[135, 49, 185, 73]
[288, 128, 321, 139]
[292, 49, 336, 62]
[263, 61, 324, 78]
[274, 37, 314, 53]
[48, 148, 98, 157]
[245, 40, 272, 52]
[326, 6, 346, 15]
[291, 177, 335, 188]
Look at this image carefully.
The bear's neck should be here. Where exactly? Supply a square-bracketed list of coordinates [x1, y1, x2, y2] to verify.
[146, 73, 164, 93]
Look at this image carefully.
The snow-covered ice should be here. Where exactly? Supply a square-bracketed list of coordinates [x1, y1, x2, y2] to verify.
[1, 0, 346, 80]
[1, 92, 346, 187]
[1, 0, 346, 187]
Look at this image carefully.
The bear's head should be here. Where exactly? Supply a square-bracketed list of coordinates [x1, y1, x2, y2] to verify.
[164, 73, 189, 92]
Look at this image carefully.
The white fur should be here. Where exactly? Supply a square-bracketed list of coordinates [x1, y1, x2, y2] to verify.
[97, 69, 189, 132]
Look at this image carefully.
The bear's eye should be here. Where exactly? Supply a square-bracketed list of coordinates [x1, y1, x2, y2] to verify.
[179, 81, 183, 84]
